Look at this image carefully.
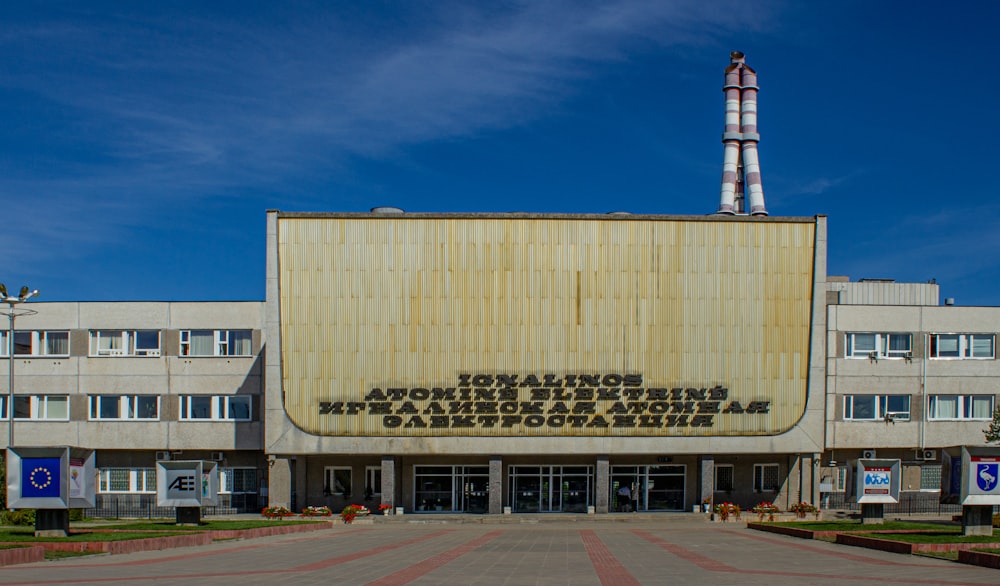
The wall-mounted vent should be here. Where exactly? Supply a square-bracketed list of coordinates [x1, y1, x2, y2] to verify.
[155, 450, 171, 461]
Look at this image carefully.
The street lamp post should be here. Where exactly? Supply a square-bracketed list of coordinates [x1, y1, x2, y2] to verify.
[1, 284, 39, 449]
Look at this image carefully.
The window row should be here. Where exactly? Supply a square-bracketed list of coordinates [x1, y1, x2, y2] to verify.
[842, 394, 995, 421]
[713, 463, 781, 492]
[0, 395, 253, 421]
[1, 329, 252, 357]
[98, 467, 258, 494]
[845, 332, 995, 360]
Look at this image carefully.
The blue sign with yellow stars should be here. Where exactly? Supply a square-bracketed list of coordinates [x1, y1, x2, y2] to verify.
[21, 457, 61, 498]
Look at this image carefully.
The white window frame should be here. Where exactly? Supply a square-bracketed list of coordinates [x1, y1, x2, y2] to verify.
[325, 466, 352, 496]
[843, 394, 911, 421]
[714, 464, 734, 492]
[88, 395, 160, 421]
[178, 395, 252, 421]
[89, 330, 161, 357]
[365, 465, 383, 497]
[927, 394, 995, 421]
[98, 468, 156, 494]
[0, 330, 70, 357]
[845, 332, 912, 359]
[220, 467, 258, 495]
[179, 329, 253, 357]
[928, 333, 995, 359]
[11, 394, 69, 421]
[753, 463, 780, 492]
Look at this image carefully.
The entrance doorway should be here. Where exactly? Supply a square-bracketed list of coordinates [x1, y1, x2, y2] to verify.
[413, 466, 490, 513]
[610, 465, 686, 511]
[508, 466, 593, 513]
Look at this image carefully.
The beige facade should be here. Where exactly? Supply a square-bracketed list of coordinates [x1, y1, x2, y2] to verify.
[264, 210, 830, 514]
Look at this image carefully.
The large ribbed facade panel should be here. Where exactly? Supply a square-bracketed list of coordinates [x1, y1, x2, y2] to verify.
[277, 215, 816, 438]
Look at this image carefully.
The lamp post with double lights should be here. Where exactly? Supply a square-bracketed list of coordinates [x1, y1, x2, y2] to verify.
[1, 284, 40, 449]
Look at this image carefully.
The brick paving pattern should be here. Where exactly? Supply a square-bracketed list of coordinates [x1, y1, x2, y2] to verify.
[0, 516, 996, 585]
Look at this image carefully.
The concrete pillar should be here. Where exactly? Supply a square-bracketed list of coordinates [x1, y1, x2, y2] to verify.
[381, 456, 396, 510]
[699, 456, 714, 508]
[596, 456, 610, 513]
[962, 505, 995, 536]
[489, 456, 503, 514]
[861, 503, 885, 524]
[293, 457, 307, 512]
[267, 456, 292, 508]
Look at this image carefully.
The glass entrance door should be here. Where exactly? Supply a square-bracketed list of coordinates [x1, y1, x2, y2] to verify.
[509, 466, 593, 513]
[611, 464, 686, 512]
[414, 466, 489, 513]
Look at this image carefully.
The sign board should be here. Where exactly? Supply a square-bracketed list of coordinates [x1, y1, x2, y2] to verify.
[854, 459, 900, 504]
[156, 460, 219, 507]
[5, 446, 96, 510]
[941, 446, 1000, 505]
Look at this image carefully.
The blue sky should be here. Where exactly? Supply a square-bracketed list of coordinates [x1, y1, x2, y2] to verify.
[2, 1, 998, 304]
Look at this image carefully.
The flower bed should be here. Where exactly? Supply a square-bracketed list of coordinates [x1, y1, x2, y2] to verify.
[262, 506, 295, 519]
[750, 501, 781, 522]
[340, 505, 370, 524]
[301, 506, 333, 517]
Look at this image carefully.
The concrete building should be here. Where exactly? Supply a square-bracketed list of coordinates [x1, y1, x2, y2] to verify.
[0, 302, 266, 514]
[2, 53, 995, 517]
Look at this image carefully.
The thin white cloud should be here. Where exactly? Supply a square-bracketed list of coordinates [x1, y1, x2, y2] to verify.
[0, 1, 780, 277]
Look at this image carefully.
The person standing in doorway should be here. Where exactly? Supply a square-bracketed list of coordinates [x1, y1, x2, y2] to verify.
[617, 482, 632, 512]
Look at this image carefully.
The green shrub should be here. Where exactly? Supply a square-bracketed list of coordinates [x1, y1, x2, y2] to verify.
[69, 509, 84, 522]
[1, 509, 36, 526]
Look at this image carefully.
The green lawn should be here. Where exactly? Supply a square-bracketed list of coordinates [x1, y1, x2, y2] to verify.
[758, 520, 956, 532]
[0, 530, 183, 542]
[90, 519, 324, 531]
[855, 531, 1000, 544]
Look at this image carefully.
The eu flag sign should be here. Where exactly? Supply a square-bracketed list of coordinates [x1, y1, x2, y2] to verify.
[21, 457, 62, 498]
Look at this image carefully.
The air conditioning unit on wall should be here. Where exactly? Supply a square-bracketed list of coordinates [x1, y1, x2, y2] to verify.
[211, 452, 225, 462]
[921, 449, 936, 461]
[155, 450, 171, 461]
[861, 449, 877, 459]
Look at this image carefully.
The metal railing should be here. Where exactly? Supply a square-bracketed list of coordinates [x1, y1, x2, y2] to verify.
[83, 493, 260, 519]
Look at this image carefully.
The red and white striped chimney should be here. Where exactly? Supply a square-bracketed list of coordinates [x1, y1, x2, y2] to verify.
[717, 51, 767, 216]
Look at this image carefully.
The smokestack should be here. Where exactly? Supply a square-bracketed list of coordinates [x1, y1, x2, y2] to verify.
[717, 51, 768, 216]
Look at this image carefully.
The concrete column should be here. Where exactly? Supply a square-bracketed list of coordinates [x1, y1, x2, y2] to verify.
[861, 503, 885, 524]
[293, 457, 306, 512]
[489, 456, 503, 514]
[595, 456, 609, 513]
[267, 456, 292, 508]
[962, 505, 995, 536]
[699, 456, 714, 508]
[381, 456, 396, 510]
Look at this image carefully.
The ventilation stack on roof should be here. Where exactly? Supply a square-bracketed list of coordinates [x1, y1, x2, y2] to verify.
[717, 51, 767, 216]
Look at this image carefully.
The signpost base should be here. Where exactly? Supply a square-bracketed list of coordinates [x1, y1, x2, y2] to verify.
[35, 508, 70, 537]
[860, 503, 885, 525]
[176, 507, 202, 526]
[962, 505, 994, 536]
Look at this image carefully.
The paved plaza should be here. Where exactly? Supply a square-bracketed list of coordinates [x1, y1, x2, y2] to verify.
[1, 516, 997, 585]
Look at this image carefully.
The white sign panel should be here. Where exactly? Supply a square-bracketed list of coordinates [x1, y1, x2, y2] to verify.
[855, 459, 900, 504]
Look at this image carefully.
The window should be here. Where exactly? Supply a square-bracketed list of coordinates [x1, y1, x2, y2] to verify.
[835, 467, 848, 492]
[753, 464, 780, 492]
[0, 331, 69, 357]
[714, 464, 734, 492]
[843, 394, 910, 421]
[89, 330, 161, 357]
[845, 333, 912, 359]
[324, 466, 352, 496]
[929, 333, 994, 359]
[12, 395, 69, 420]
[927, 394, 994, 420]
[180, 330, 252, 357]
[920, 466, 942, 492]
[179, 395, 252, 421]
[365, 466, 383, 497]
[88, 395, 159, 420]
[220, 468, 258, 494]
[98, 468, 156, 493]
